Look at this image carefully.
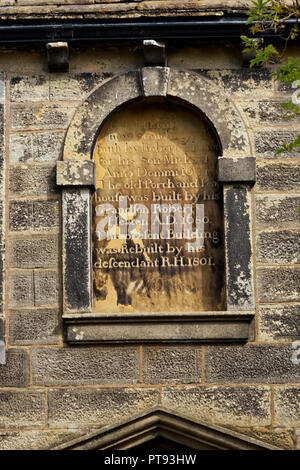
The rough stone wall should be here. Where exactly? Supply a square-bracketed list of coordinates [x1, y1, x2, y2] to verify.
[0, 44, 299, 450]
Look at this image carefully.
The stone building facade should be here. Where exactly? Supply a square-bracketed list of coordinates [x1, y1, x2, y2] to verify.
[0, 1, 299, 450]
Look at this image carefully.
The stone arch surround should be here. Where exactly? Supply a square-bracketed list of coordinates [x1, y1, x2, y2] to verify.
[56, 66, 256, 344]
[62, 67, 252, 162]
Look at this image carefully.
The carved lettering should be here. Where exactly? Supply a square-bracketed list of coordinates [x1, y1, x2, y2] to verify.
[92, 101, 225, 313]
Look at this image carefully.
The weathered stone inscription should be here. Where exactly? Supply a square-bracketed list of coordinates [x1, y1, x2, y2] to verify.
[92, 101, 225, 313]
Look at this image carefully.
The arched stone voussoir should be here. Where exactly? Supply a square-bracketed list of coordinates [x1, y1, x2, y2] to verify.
[168, 69, 251, 157]
[63, 67, 251, 161]
[63, 70, 142, 161]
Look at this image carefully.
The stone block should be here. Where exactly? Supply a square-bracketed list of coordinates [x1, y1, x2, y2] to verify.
[141, 67, 169, 96]
[0, 73, 5, 103]
[49, 72, 113, 101]
[0, 349, 30, 387]
[254, 129, 300, 158]
[17, 0, 90, 6]
[9, 200, 32, 232]
[257, 267, 300, 303]
[240, 99, 300, 125]
[276, 79, 298, 96]
[9, 164, 57, 196]
[9, 308, 60, 346]
[162, 386, 271, 427]
[32, 199, 60, 230]
[168, 69, 250, 157]
[9, 199, 59, 232]
[11, 103, 75, 131]
[56, 160, 95, 186]
[274, 387, 300, 426]
[34, 270, 58, 306]
[218, 157, 256, 182]
[0, 338, 4, 365]
[10, 133, 31, 163]
[9, 234, 58, 268]
[0, 430, 86, 450]
[10, 75, 49, 102]
[10, 131, 64, 163]
[256, 230, 300, 264]
[8, 270, 34, 307]
[0, 390, 46, 427]
[296, 429, 300, 450]
[199, 68, 273, 97]
[256, 162, 300, 191]
[255, 195, 300, 229]
[47, 42, 69, 73]
[0, 317, 4, 340]
[205, 344, 300, 384]
[0, 104, 3, 157]
[259, 304, 300, 342]
[0, 102, 4, 327]
[1, 0, 19, 4]
[143, 40, 166, 66]
[224, 185, 254, 310]
[142, 346, 202, 384]
[62, 188, 91, 312]
[32, 346, 139, 386]
[48, 388, 159, 427]
[0, 102, 3, 137]
[62, 71, 141, 160]
[234, 426, 294, 450]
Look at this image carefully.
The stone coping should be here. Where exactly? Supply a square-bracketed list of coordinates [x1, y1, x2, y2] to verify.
[0, 2, 255, 20]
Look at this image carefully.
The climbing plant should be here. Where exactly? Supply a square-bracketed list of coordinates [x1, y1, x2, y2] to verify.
[241, 0, 300, 155]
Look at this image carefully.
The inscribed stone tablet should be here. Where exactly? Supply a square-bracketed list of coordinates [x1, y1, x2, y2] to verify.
[92, 101, 225, 313]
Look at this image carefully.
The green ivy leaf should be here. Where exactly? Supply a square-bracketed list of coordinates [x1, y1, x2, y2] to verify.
[275, 134, 300, 155]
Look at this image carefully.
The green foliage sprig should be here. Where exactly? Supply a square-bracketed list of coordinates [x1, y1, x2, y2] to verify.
[247, 0, 300, 39]
[241, 0, 300, 155]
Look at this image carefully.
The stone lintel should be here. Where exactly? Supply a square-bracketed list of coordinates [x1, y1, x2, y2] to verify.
[141, 67, 170, 97]
[218, 157, 256, 183]
[56, 160, 95, 187]
[63, 312, 254, 344]
[46, 42, 69, 73]
[143, 40, 166, 66]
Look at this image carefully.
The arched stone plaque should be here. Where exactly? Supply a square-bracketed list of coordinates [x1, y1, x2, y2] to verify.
[58, 69, 255, 343]
[92, 100, 225, 313]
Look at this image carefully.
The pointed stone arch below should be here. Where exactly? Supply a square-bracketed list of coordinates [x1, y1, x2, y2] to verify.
[51, 407, 281, 450]
[56, 67, 257, 343]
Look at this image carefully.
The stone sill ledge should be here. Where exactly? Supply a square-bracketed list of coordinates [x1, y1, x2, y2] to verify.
[63, 311, 255, 344]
